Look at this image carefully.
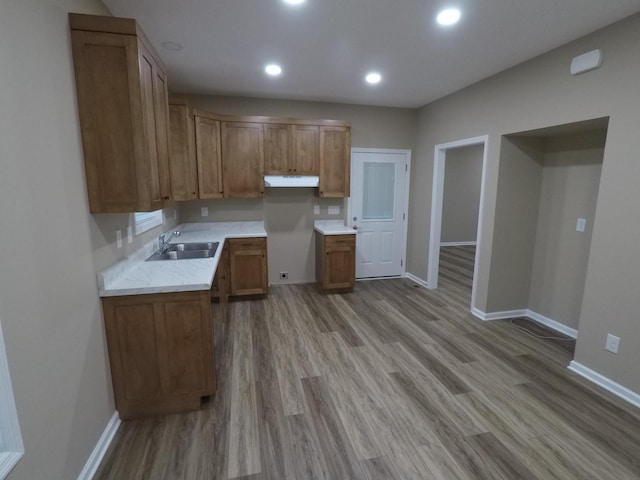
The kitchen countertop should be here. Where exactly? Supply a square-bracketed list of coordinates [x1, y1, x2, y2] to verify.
[314, 220, 356, 235]
[98, 221, 266, 297]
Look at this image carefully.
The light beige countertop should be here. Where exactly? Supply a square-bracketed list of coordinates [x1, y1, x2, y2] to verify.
[314, 219, 356, 235]
[98, 222, 266, 297]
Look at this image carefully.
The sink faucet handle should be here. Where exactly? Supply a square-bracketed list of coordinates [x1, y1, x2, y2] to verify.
[159, 233, 166, 245]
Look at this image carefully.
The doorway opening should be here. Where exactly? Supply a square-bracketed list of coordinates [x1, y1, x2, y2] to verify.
[428, 136, 489, 312]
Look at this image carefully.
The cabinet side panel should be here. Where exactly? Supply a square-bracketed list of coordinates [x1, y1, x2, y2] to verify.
[112, 304, 163, 401]
[71, 31, 140, 211]
[162, 300, 210, 394]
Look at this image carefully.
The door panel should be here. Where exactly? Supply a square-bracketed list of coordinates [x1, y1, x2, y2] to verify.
[351, 150, 408, 278]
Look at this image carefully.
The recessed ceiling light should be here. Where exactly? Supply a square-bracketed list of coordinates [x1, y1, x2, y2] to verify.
[265, 64, 282, 76]
[283, 0, 305, 5]
[436, 8, 461, 26]
[365, 72, 382, 85]
[161, 41, 183, 51]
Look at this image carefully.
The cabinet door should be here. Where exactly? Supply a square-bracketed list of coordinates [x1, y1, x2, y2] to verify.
[229, 238, 268, 296]
[319, 126, 351, 197]
[221, 122, 264, 198]
[264, 124, 291, 174]
[320, 235, 355, 290]
[152, 64, 172, 205]
[212, 241, 230, 300]
[138, 41, 167, 211]
[168, 101, 198, 200]
[292, 125, 320, 174]
[195, 116, 223, 199]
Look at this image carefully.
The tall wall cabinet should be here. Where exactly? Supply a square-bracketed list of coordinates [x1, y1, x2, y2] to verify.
[70, 13, 172, 213]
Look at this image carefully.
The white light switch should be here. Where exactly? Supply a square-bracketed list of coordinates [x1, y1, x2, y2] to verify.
[201, 207, 209, 217]
[576, 218, 586, 232]
[328, 205, 340, 215]
[116, 229, 122, 249]
[127, 225, 133, 244]
[313, 205, 320, 215]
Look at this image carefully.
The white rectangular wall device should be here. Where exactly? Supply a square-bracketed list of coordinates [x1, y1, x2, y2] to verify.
[570, 49, 602, 76]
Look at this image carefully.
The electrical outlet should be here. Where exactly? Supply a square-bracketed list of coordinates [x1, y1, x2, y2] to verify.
[576, 218, 586, 232]
[116, 229, 122, 249]
[126, 225, 133, 244]
[280, 272, 289, 280]
[201, 207, 209, 217]
[605, 334, 620, 353]
[313, 205, 320, 215]
[328, 205, 340, 215]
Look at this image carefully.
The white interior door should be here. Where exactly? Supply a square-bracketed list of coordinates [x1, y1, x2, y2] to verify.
[350, 149, 409, 278]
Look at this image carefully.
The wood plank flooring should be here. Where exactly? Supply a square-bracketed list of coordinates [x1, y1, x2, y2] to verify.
[94, 246, 640, 479]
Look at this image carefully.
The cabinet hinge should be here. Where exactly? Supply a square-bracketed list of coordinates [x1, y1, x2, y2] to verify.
[401, 259, 404, 267]
[403, 213, 406, 220]
[405, 164, 408, 172]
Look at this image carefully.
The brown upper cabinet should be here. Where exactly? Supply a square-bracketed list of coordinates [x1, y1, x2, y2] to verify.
[168, 96, 198, 200]
[69, 13, 172, 213]
[264, 124, 320, 175]
[221, 121, 265, 198]
[319, 126, 351, 198]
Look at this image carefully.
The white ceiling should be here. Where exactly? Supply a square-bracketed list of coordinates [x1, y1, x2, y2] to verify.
[102, 0, 640, 108]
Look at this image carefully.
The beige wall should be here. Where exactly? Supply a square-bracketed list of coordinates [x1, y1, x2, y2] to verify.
[486, 136, 544, 312]
[0, 1, 116, 479]
[529, 132, 604, 329]
[411, 13, 640, 394]
[441, 145, 483, 243]
[180, 95, 416, 284]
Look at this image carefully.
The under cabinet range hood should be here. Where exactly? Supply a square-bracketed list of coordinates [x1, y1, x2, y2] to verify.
[264, 175, 320, 188]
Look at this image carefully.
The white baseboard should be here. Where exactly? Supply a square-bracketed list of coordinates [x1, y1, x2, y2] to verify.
[568, 361, 640, 409]
[472, 308, 527, 321]
[77, 411, 121, 480]
[440, 241, 477, 247]
[526, 310, 578, 339]
[404, 272, 429, 288]
[471, 308, 578, 339]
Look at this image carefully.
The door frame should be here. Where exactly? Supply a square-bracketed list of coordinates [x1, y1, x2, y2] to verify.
[348, 148, 412, 278]
[428, 136, 488, 312]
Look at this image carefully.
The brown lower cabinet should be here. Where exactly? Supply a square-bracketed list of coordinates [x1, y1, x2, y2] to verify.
[228, 237, 269, 296]
[316, 234, 356, 291]
[102, 290, 215, 420]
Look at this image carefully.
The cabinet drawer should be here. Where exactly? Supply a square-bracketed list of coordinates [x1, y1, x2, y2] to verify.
[229, 237, 266, 250]
[324, 235, 355, 248]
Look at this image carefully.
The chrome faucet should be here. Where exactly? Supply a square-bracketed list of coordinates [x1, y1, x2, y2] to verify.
[159, 230, 181, 253]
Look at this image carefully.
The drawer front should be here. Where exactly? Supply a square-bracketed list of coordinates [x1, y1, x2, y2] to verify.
[228, 237, 266, 251]
[324, 234, 355, 248]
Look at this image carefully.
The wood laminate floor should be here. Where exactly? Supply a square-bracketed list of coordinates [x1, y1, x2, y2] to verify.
[95, 247, 640, 479]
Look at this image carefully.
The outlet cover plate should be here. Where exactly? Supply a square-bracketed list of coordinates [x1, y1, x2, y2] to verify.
[201, 207, 209, 217]
[605, 334, 620, 353]
[328, 205, 340, 215]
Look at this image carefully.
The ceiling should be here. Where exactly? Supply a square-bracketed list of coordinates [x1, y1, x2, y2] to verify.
[102, 0, 640, 108]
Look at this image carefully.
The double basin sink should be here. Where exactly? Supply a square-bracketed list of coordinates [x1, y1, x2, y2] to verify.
[146, 242, 219, 261]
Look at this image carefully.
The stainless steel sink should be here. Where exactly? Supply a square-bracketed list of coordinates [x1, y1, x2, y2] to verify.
[146, 242, 219, 261]
[166, 242, 217, 252]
